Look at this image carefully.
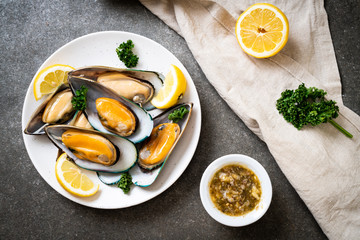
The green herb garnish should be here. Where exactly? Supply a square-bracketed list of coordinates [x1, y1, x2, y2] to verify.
[276, 83, 352, 138]
[71, 85, 88, 111]
[117, 172, 133, 194]
[168, 106, 189, 123]
[116, 40, 139, 68]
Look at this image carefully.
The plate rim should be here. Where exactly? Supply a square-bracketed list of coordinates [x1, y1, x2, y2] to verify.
[21, 31, 202, 209]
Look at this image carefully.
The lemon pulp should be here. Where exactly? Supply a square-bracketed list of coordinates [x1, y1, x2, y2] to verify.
[55, 153, 99, 197]
[235, 3, 289, 58]
[33, 64, 75, 100]
[150, 64, 187, 109]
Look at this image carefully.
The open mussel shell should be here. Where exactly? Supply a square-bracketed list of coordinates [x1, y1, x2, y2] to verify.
[137, 103, 193, 170]
[68, 66, 163, 110]
[98, 103, 193, 187]
[45, 125, 138, 173]
[24, 84, 76, 135]
[68, 77, 154, 144]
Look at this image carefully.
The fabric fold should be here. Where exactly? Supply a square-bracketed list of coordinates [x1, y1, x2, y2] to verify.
[140, 0, 360, 239]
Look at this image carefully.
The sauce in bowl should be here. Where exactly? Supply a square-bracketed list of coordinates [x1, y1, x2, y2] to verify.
[209, 164, 262, 216]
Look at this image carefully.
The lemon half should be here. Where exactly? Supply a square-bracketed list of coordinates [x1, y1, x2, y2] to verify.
[151, 64, 187, 109]
[235, 3, 289, 58]
[33, 64, 75, 100]
[55, 153, 99, 197]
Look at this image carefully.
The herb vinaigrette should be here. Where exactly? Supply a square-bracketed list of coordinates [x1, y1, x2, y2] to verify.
[209, 164, 261, 216]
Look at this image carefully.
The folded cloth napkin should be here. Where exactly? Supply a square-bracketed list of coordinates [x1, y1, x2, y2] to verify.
[139, 0, 360, 238]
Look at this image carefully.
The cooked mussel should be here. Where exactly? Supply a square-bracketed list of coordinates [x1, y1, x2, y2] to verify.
[96, 97, 137, 137]
[24, 85, 76, 135]
[61, 129, 117, 166]
[136, 103, 193, 171]
[68, 66, 163, 106]
[42, 89, 74, 124]
[97, 72, 154, 104]
[138, 123, 180, 169]
[45, 125, 138, 173]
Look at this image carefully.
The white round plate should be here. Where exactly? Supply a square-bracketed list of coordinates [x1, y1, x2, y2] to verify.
[22, 31, 201, 209]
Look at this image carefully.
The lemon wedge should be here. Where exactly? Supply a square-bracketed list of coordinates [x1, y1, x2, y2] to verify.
[33, 64, 75, 100]
[151, 64, 187, 109]
[235, 3, 289, 58]
[55, 153, 99, 197]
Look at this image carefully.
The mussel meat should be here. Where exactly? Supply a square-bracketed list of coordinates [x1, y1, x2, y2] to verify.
[42, 89, 75, 124]
[97, 72, 154, 104]
[45, 125, 138, 173]
[68, 66, 164, 106]
[61, 129, 117, 166]
[70, 111, 93, 130]
[138, 122, 180, 169]
[96, 97, 137, 137]
[24, 85, 76, 135]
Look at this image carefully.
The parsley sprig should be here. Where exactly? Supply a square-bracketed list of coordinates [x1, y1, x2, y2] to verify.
[168, 106, 189, 123]
[276, 84, 352, 138]
[116, 40, 139, 68]
[71, 85, 88, 111]
[117, 172, 133, 194]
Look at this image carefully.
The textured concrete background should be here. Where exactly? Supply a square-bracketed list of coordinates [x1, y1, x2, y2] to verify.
[1, 0, 359, 239]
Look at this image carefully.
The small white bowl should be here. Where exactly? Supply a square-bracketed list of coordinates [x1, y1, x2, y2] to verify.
[200, 154, 272, 227]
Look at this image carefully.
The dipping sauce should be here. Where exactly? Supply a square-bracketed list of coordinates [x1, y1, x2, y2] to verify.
[209, 164, 262, 216]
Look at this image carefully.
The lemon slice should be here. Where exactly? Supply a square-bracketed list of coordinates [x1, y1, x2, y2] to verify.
[33, 64, 75, 100]
[235, 3, 289, 58]
[151, 64, 187, 109]
[55, 153, 99, 197]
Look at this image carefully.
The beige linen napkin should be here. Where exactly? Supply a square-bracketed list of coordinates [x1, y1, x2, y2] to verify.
[139, 0, 360, 239]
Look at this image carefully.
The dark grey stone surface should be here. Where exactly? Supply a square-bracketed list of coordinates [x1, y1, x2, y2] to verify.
[0, 0, 358, 239]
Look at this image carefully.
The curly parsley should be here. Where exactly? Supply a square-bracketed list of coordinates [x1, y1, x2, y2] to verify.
[276, 83, 352, 138]
[116, 40, 139, 68]
[117, 172, 133, 194]
[71, 85, 88, 111]
[168, 106, 189, 123]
